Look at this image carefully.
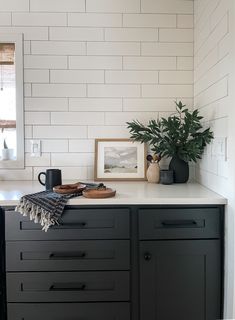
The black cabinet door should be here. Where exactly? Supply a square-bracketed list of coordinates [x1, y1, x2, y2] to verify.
[140, 240, 221, 320]
[0, 207, 6, 320]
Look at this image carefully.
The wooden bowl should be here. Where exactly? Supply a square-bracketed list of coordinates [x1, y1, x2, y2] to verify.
[82, 188, 116, 199]
[53, 183, 86, 195]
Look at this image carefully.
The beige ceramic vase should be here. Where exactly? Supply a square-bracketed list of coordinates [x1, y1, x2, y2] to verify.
[146, 162, 160, 183]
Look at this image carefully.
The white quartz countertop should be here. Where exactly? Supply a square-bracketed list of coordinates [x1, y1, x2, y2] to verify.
[0, 180, 227, 206]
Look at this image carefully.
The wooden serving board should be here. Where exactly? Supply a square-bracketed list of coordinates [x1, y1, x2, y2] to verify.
[82, 188, 116, 199]
[53, 183, 86, 195]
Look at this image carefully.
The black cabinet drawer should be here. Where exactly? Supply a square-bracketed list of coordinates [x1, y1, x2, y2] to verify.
[7, 302, 130, 320]
[6, 240, 130, 271]
[5, 208, 130, 240]
[7, 271, 129, 302]
[139, 207, 221, 240]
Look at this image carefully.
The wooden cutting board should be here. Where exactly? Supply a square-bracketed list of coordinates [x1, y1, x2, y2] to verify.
[53, 183, 86, 195]
[82, 188, 116, 199]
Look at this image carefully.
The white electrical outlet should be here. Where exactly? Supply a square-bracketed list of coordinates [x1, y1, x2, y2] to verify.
[30, 140, 41, 157]
[211, 137, 227, 161]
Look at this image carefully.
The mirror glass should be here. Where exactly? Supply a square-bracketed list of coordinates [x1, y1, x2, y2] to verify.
[0, 35, 24, 168]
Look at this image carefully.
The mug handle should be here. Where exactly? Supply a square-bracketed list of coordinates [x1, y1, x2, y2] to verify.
[38, 172, 46, 186]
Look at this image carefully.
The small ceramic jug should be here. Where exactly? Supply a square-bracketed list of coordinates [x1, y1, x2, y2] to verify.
[146, 162, 160, 183]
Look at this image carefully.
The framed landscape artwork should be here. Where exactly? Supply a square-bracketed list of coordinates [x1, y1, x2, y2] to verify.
[95, 139, 147, 181]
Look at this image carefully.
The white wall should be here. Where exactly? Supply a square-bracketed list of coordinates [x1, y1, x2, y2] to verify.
[194, 0, 235, 317]
[0, 0, 194, 180]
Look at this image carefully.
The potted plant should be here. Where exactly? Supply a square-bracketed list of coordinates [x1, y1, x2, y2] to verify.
[127, 101, 213, 183]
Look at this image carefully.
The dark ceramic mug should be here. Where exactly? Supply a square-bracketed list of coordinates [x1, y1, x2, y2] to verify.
[38, 169, 62, 190]
[160, 170, 174, 185]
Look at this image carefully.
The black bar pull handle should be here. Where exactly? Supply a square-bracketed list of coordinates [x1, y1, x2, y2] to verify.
[49, 282, 86, 291]
[161, 220, 197, 227]
[49, 251, 86, 259]
[144, 252, 152, 261]
[59, 222, 87, 229]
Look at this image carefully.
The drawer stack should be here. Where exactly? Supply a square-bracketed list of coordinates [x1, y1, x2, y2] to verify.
[5, 208, 130, 320]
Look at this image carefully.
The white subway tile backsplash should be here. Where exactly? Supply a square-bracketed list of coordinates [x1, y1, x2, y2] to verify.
[24, 41, 31, 54]
[51, 153, 94, 167]
[25, 112, 50, 125]
[0, 27, 48, 40]
[177, 14, 194, 28]
[141, 0, 193, 14]
[177, 57, 193, 70]
[0, 0, 29, 12]
[32, 84, 86, 97]
[0, 13, 11, 25]
[30, 0, 85, 12]
[159, 28, 194, 42]
[31, 41, 86, 55]
[33, 167, 88, 181]
[105, 71, 158, 84]
[68, 13, 122, 27]
[123, 98, 176, 111]
[141, 42, 193, 57]
[87, 42, 140, 56]
[25, 153, 50, 166]
[142, 84, 193, 98]
[50, 27, 104, 41]
[33, 126, 87, 139]
[86, 0, 140, 13]
[69, 98, 122, 112]
[69, 140, 95, 153]
[24, 69, 49, 83]
[88, 84, 141, 98]
[105, 28, 158, 42]
[25, 139, 69, 153]
[123, 14, 176, 28]
[105, 112, 158, 125]
[123, 57, 176, 70]
[50, 70, 104, 84]
[25, 98, 68, 111]
[51, 112, 104, 125]
[88, 126, 130, 139]
[0, 168, 33, 181]
[24, 55, 67, 69]
[24, 84, 32, 97]
[159, 71, 193, 84]
[12, 13, 67, 26]
[69, 56, 122, 70]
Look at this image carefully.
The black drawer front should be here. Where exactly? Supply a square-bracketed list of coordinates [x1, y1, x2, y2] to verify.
[6, 240, 130, 271]
[5, 208, 130, 240]
[7, 302, 130, 320]
[7, 271, 129, 302]
[139, 208, 221, 240]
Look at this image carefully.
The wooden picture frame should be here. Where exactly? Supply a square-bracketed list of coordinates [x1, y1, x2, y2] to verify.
[94, 139, 147, 181]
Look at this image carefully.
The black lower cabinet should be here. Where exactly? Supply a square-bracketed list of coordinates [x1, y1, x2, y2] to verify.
[0, 207, 6, 320]
[140, 240, 221, 320]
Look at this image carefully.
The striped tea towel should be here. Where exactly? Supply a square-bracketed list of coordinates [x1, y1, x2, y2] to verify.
[15, 190, 81, 232]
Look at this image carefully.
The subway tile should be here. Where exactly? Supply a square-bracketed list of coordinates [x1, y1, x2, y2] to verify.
[69, 140, 95, 153]
[69, 98, 122, 112]
[50, 70, 104, 84]
[0, 13, 11, 25]
[24, 41, 31, 54]
[105, 112, 158, 125]
[123, 14, 176, 28]
[123, 98, 176, 111]
[25, 98, 68, 111]
[24, 84, 32, 97]
[105, 70, 158, 84]
[69, 56, 122, 70]
[88, 84, 141, 98]
[34, 167, 88, 181]
[32, 84, 86, 98]
[24, 55, 67, 69]
[142, 84, 193, 98]
[68, 13, 122, 27]
[177, 57, 193, 70]
[24, 70, 49, 83]
[141, 0, 193, 14]
[50, 27, 103, 41]
[33, 126, 87, 139]
[88, 126, 130, 139]
[31, 41, 86, 55]
[159, 71, 193, 84]
[0, 168, 33, 181]
[51, 153, 94, 167]
[0, 0, 29, 12]
[141, 42, 193, 56]
[105, 28, 158, 41]
[0, 27, 48, 40]
[25, 139, 69, 153]
[86, 0, 140, 13]
[30, 0, 85, 12]
[159, 28, 193, 42]
[123, 57, 176, 70]
[177, 14, 194, 28]
[25, 126, 33, 139]
[25, 112, 50, 125]
[12, 13, 67, 26]
[87, 42, 140, 56]
[25, 153, 50, 167]
[51, 112, 104, 125]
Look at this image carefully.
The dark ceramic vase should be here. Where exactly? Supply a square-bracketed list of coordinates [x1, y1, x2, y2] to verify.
[169, 155, 189, 183]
